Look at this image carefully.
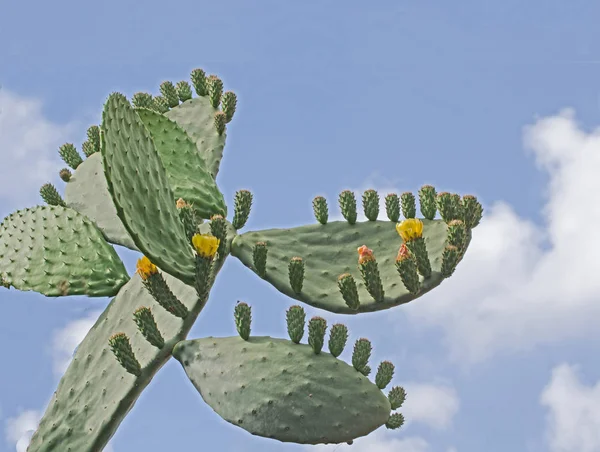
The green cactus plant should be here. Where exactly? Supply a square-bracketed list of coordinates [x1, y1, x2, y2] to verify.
[1, 67, 483, 451]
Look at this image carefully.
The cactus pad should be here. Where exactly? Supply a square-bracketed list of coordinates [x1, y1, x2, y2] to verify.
[0, 205, 129, 297]
[136, 108, 227, 219]
[173, 336, 392, 444]
[231, 219, 471, 314]
[101, 93, 196, 285]
[64, 153, 137, 250]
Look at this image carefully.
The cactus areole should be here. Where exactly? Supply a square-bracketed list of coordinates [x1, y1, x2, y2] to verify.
[0, 67, 483, 451]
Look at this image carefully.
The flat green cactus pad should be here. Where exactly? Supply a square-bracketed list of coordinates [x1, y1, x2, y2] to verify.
[173, 336, 391, 445]
[231, 219, 470, 314]
[64, 153, 138, 251]
[28, 272, 198, 452]
[101, 93, 196, 285]
[165, 96, 226, 179]
[0, 205, 129, 297]
[136, 108, 227, 219]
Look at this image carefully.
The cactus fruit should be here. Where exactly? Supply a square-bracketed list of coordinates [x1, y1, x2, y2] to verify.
[339, 190, 358, 224]
[234, 302, 252, 340]
[210, 214, 227, 257]
[308, 316, 327, 354]
[461, 194, 483, 228]
[40, 183, 66, 206]
[232, 189, 253, 230]
[312, 195, 329, 224]
[328, 323, 349, 357]
[252, 241, 268, 277]
[214, 111, 227, 135]
[388, 386, 407, 410]
[286, 305, 306, 343]
[59, 168, 72, 182]
[401, 192, 416, 219]
[362, 189, 380, 221]
[386, 413, 405, 430]
[395, 244, 420, 294]
[176, 80, 193, 102]
[385, 193, 400, 222]
[357, 245, 385, 302]
[221, 91, 237, 122]
[352, 338, 372, 376]
[418, 185, 437, 220]
[207, 75, 224, 108]
[133, 307, 165, 349]
[108, 333, 142, 377]
[375, 361, 395, 389]
[288, 256, 305, 293]
[190, 68, 208, 96]
[337, 273, 360, 310]
[441, 245, 460, 277]
[58, 143, 83, 169]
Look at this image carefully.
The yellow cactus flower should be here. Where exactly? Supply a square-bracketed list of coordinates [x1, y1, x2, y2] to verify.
[357, 245, 375, 264]
[136, 256, 158, 280]
[176, 198, 187, 209]
[396, 218, 423, 242]
[192, 234, 220, 258]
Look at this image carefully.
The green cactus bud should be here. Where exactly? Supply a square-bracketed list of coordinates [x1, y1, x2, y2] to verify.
[286, 305, 306, 344]
[207, 75, 223, 108]
[177, 199, 199, 240]
[386, 413, 405, 430]
[395, 245, 420, 294]
[40, 183, 66, 207]
[160, 81, 179, 108]
[194, 246, 216, 301]
[328, 323, 348, 358]
[221, 91, 237, 123]
[141, 272, 189, 318]
[214, 111, 227, 136]
[362, 189, 380, 221]
[338, 190, 357, 225]
[401, 192, 416, 219]
[209, 214, 227, 257]
[308, 316, 327, 354]
[108, 333, 142, 377]
[252, 242, 268, 278]
[418, 185, 437, 220]
[375, 361, 395, 389]
[406, 237, 432, 279]
[59, 168, 72, 182]
[288, 256, 305, 293]
[81, 140, 94, 157]
[176, 80, 193, 102]
[337, 273, 360, 310]
[234, 302, 252, 341]
[133, 307, 165, 349]
[388, 386, 406, 410]
[132, 92, 154, 109]
[312, 196, 329, 225]
[58, 143, 83, 170]
[462, 194, 483, 229]
[86, 125, 101, 155]
[352, 338, 372, 374]
[441, 244, 460, 278]
[437, 192, 463, 223]
[232, 190, 253, 230]
[359, 255, 385, 303]
[385, 193, 400, 222]
[152, 95, 170, 113]
[447, 219, 467, 251]
[191, 68, 208, 96]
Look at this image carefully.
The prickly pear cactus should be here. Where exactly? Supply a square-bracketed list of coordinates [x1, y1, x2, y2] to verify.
[0, 67, 483, 452]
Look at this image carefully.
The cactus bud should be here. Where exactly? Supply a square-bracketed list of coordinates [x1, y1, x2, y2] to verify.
[160, 81, 179, 108]
[357, 246, 385, 302]
[221, 91, 237, 122]
[234, 302, 252, 341]
[337, 273, 360, 310]
[447, 219, 467, 251]
[441, 244, 460, 278]
[232, 190, 253, 230]
[388, 386, 407, 409]
[177, 200, 198, 240]
[214, 111, 227, 136]
[81, 140, 94, 157]
[395, 244, 420, 294]
[386, 413, 405, 430]
[108, 333, 142, 377]
[406, 237, 432, 279]
[191, 68, 208, 96]
[86, 125, 101, 155]
[152, 96, 170, 113]
[352, 338, 372, 374]
[338, 190, 357, 225]
[362, 189, 380, 221]
[312, 196, 329, 225]
[207, 75, 223, 108]
[385, 193, 400, 222]
[133, 307, 164, 349]
[288, 256, 305, 293]
[328, 323, 348, 358]
[209, 214, 227, 257]
[375, 361, 395, 389]
[401, 192, 416, 219]
[252, 242, 268, 277]
[308, 316, 327, 354]
[437, 192, 456, 223]
[286, 305, 306, 343]
[176, 80, 193, 102]
[58, 143, 83, 170]
[461, 194, 483, 229]
[132, 92, 154, 109]
[59, 168, 72, 182]
[40, 183, 66, 207]
[140, 270, 189, 318]
[418, 185, 437, 220]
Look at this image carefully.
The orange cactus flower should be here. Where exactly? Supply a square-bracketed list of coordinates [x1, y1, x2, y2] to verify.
[357, 245, 375, 264]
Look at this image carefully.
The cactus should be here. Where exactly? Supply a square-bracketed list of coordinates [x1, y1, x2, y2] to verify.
[1, 68, 481, 450]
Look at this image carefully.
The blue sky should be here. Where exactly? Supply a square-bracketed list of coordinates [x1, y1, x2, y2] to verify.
[2, 1, 600, 451]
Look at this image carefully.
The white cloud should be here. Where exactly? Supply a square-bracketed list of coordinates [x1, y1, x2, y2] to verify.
[4, 410, 41, 452]
[393, 109, 600, 363]
[401, 382, 459, 430]
[0, 87, 78, 211]
[540, 364, 600, 452]
[51, 310, 101, 376]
